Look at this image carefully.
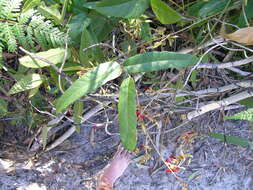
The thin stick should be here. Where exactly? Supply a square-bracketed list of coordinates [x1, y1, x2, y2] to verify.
[146, 80, 253, 100]
[46, 103, 110, 151]
[197, 57, 253, 69]
[187, 90, 253, 120]
[86, 80, 253, 102]
[58, 35, 69, 93]
[83, 43, 126, 59]
[183, 42, 227, 87]
[226, 67, 251, 76]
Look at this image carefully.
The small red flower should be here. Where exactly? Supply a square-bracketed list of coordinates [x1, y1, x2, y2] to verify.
[136, 111, 146, 119]
[166, 167, 180, 173]
[144, 86, 149, 91]
[165, 155, 180, 173]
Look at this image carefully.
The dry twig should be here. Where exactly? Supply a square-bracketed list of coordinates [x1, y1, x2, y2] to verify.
[187, 90, 253, 120]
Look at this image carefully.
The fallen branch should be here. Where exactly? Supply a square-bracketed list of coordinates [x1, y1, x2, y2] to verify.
[187, 90, 253, 120]
[197, 57, 253, 69]
[85, 80, 253, 102]
[45, 103, 110, 152]
[226, 67, 251, 76]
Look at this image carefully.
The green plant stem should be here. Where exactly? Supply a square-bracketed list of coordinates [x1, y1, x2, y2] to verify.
[61, 0, 69, 24]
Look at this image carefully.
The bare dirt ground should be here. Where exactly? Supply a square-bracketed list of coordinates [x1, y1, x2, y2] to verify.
[0, 110, 253, 190]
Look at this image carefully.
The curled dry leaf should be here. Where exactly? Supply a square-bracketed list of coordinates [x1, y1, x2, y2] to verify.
[220, 27, 253, 45]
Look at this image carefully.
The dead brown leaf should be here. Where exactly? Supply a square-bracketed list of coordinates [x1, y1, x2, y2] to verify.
[220, 27, 253, 45]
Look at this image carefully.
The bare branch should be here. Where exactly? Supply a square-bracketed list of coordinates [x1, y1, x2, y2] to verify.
[187, 90, 253, 120]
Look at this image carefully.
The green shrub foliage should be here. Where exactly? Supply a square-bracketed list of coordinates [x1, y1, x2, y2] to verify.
[0, 0, 66, 58]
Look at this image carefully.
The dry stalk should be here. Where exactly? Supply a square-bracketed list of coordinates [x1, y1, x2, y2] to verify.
[198, 57, 253, 69]
[187, 90, 253, 120]
[45, 103, 110, 151]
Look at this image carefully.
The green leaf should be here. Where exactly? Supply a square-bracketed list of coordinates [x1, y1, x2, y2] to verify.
[23, 0, 41, 12]
[238, 98, 253, 108]
[68, 13, 91, 45]
[198, 0, 231, 18]
[139, 22, 152, 42]
[73, 101, 83, 133]
[187, 0, 206, 17]
[38, 5, 62, 25]
[118, 77, 137, 150]
[28, 86, 40, 98]
[0, 99, 8, 115]
[56, 61, 122, 113]
[123, 52, 199, 73]
[151, 0, 182, 24]
[9, 74, 44, 94]
[70, 0, 89, 13]
[225, 108, 253, 121]
[238, 0, 253, 27]
[209, 132, 253, 149]
[19, 48, 69, 68]
[88, 11, 116, 42]
[79, 27, 93, 67]
[120, 37, 137, 56]
[79, 27, 103, 67]
[94, 0, 149, 18]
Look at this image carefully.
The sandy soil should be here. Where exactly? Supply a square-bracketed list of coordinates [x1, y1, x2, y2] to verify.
[0, 112, 252, 190]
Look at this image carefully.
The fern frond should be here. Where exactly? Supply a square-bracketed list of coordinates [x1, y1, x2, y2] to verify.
[1, 0, 22, 20]
[4, 23, 17, 52]
[0, 43, 3, 65]
[18, 9, 36, 24]
[29, 12, 66, 49]
[13, 24, 29, 49]
[26, 26, 35, 51]
[0, 0, 67, 53]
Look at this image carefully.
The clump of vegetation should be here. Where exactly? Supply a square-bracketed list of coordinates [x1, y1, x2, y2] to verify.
[1, 0, 253, 187]
[0, 0, 66, 62]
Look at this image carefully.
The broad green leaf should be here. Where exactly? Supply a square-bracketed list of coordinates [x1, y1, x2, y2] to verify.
[38, 5, 62, 25]
[28, 86, 40, 98]
[0, 62, 4, 70]
[140, 22, 152, 42]
[120, 37, 137, 56]
[79, 27, 93, 67]
[19, 48, 69, 68]
[88, 11, 116, 42]
[151, 0, 182, 24]
[238, 98, 253, 108]
[0, 99, 7, 115]
[68, 13, 91, 45]
[187, 0, 206, 17]
[118, 77, 137, 150]
[22, 0, 41, 12]
[94, 0, 149, 18]
[73, 101, 83, 133]
[238, 0, 253, 27]
[79, 27, 104, 67]
[198, 0, 231, 18]
[56, 61, 122, 113]
[225, 108, 253, 121]
[209, 132, 253, 149]
[123, 52, 199, 73]
[70, 0, 89, 13]
[9, 74, 43, 94]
